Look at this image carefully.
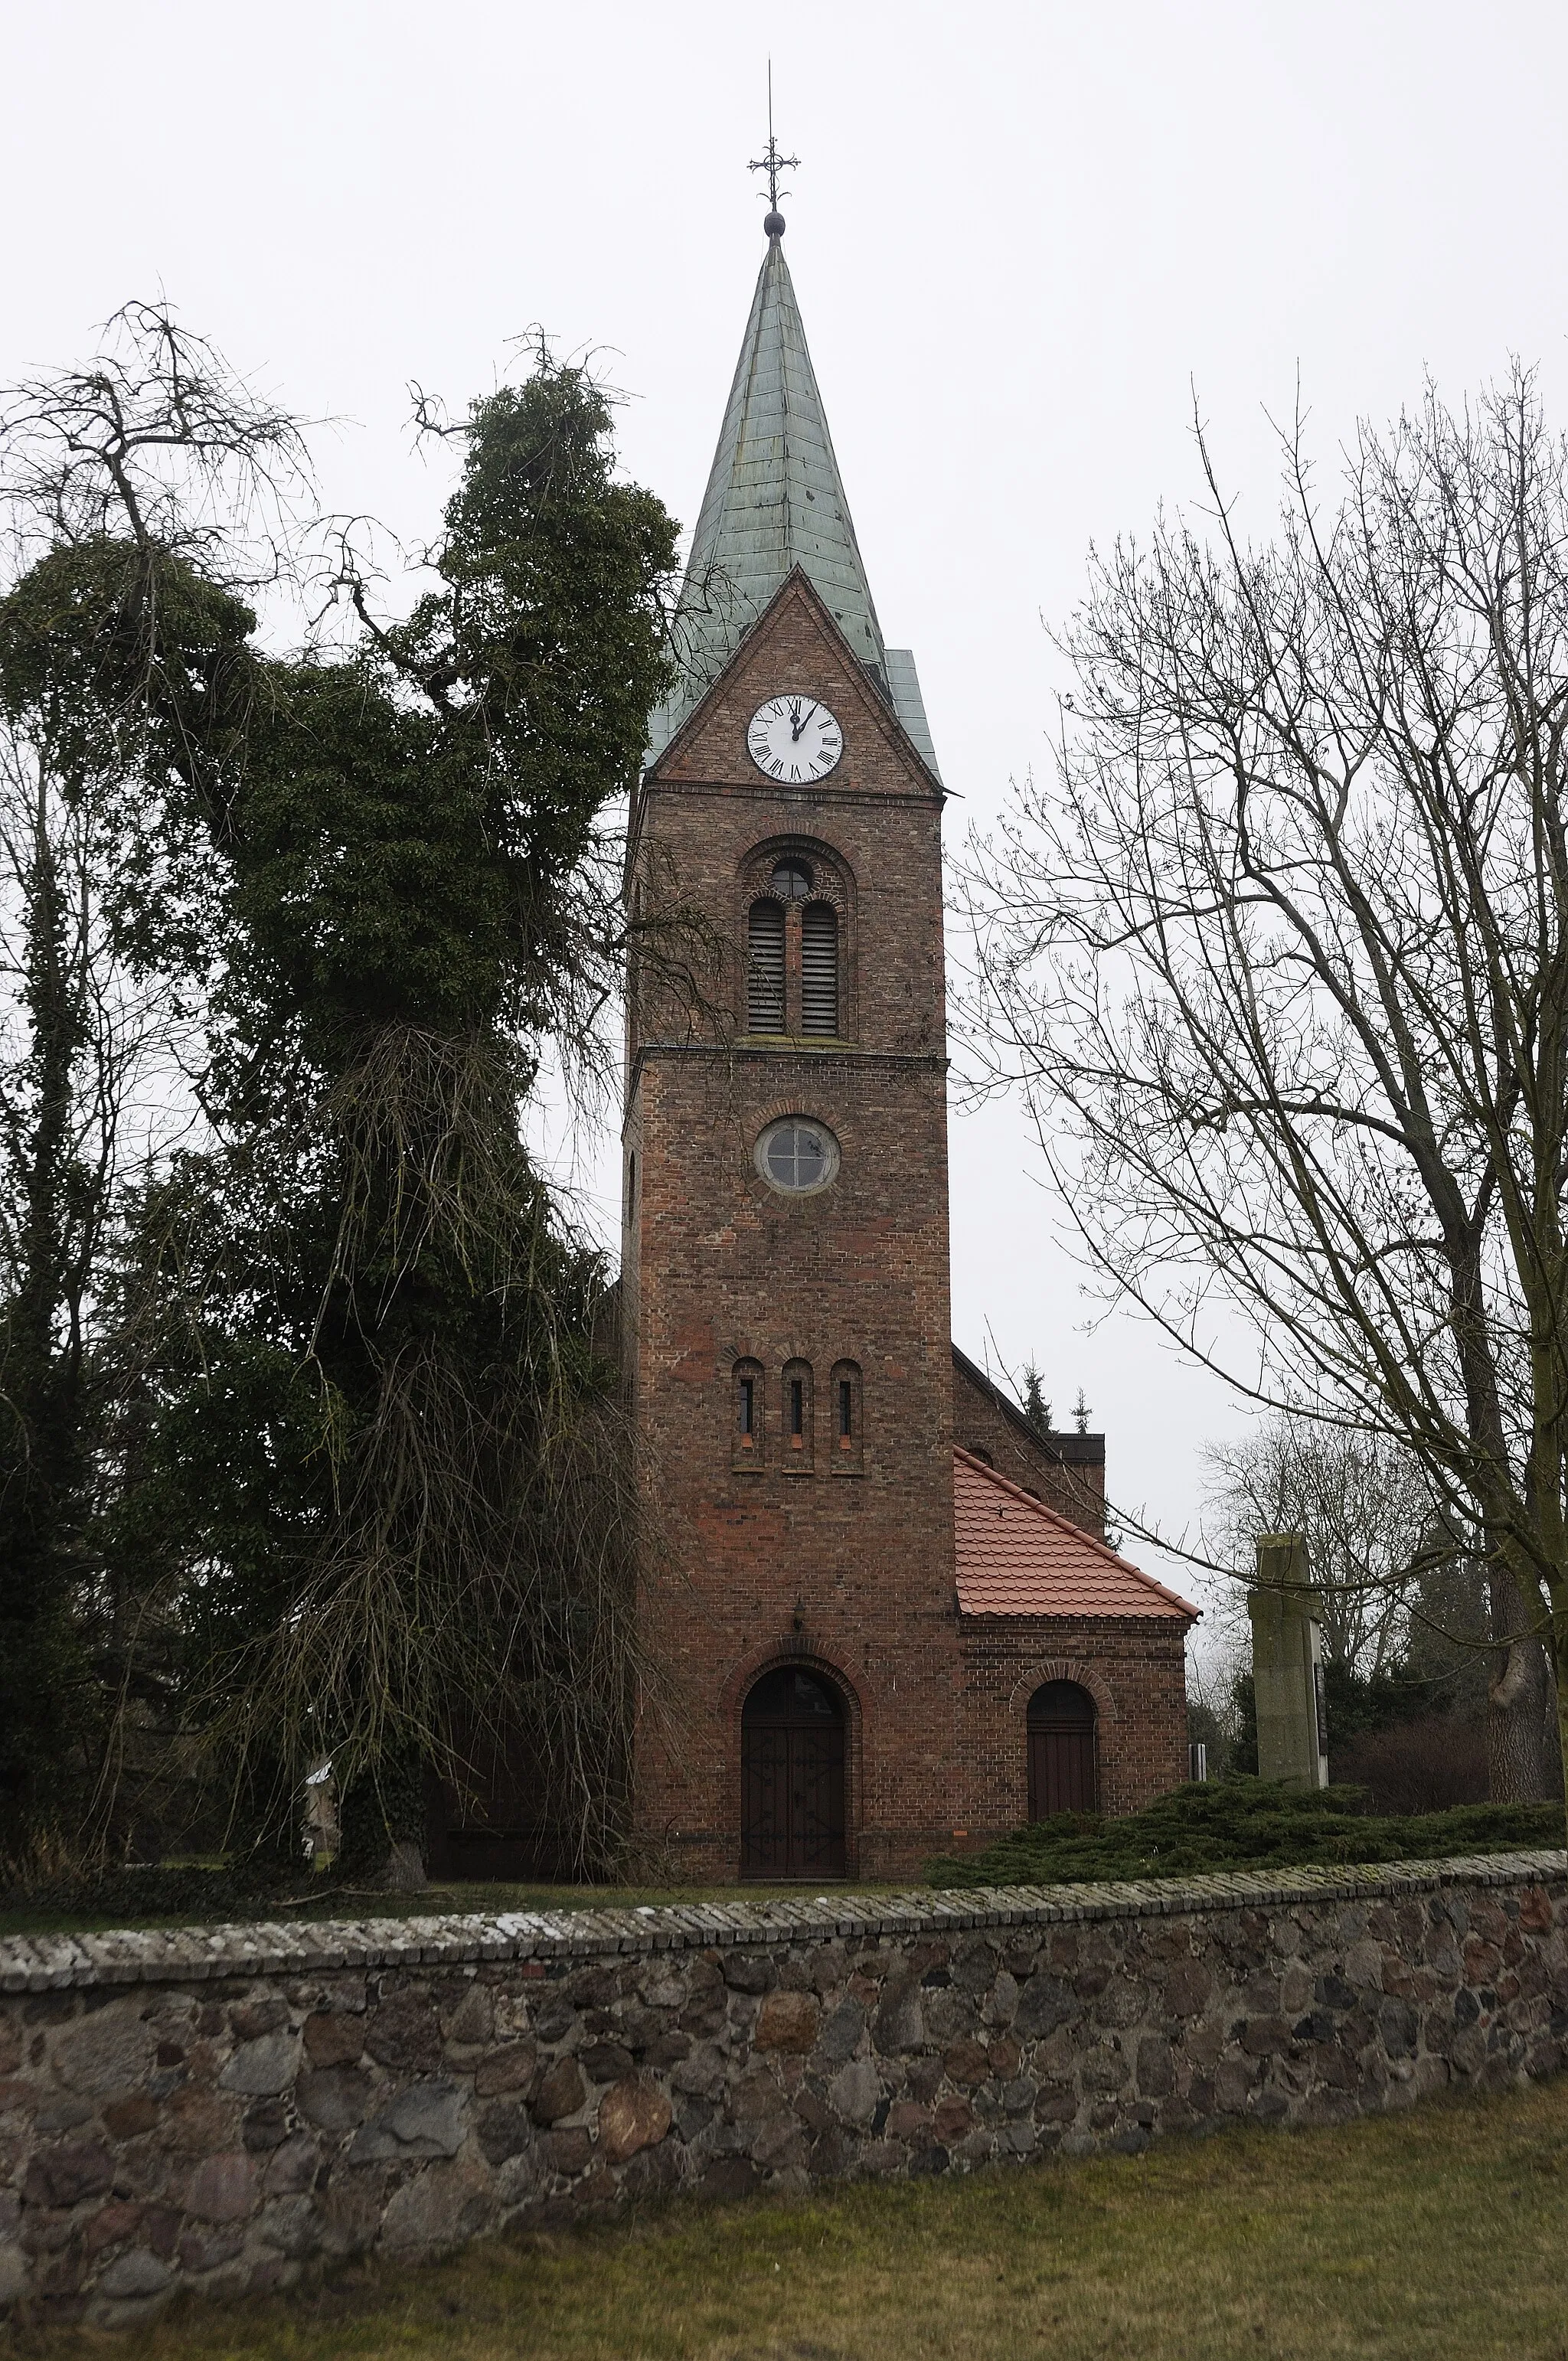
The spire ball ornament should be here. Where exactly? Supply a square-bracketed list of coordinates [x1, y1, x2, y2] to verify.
[764, 207, 786, 237]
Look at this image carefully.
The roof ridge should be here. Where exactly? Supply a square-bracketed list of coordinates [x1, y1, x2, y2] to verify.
[953, 1445, 1200, 1619]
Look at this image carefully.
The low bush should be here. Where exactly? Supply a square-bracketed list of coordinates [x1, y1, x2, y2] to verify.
[0, 1859, 292, 1925]
[926, 1778, 1565, 1889]
[1330, 1715, 1490, 1814]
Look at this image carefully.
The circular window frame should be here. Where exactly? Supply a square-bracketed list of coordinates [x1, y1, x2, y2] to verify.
[754, 1116, 841, 1197]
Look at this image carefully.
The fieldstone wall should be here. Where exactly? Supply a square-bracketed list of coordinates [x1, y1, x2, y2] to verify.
[3, 1850, 1565, 2327]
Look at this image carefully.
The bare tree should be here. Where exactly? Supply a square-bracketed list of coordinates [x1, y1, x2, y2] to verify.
[965, 367, 1568, 1808]
[0, 298, 310, 576]
[1200, 1416, 1432, 1679]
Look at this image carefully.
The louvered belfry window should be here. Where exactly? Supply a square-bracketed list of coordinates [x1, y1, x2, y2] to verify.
[801, 901, 838, 1036]
[748, 900, 786, 1031]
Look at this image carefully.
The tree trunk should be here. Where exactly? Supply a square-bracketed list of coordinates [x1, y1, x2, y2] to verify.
[383, 1840, 428, 1892]
[0, 795, 93, 1853]
[1547, 1638, 1567, 1831]
[1487, 1567, 1555, 1802]
[336, 1743, 429, 1890]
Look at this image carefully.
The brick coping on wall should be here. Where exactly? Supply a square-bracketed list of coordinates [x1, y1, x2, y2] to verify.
[5, 1849, 1564, 1993]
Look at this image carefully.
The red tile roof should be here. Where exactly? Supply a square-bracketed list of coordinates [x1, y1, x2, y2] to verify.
[953, 1448, 1198, 1621]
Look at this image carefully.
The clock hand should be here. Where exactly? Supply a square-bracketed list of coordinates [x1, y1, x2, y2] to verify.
[789, 700, 805, 740]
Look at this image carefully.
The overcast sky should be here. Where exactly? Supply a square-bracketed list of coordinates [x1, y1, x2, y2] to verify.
[7, 0, 1568, 1634]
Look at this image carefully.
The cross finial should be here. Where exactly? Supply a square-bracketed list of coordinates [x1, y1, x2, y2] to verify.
[748, 61, 799, 237]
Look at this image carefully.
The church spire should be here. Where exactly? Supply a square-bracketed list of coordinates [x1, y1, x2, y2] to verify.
[645, 204, 891, 762]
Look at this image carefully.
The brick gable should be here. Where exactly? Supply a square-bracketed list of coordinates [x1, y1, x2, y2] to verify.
[649, 568, 941, 802]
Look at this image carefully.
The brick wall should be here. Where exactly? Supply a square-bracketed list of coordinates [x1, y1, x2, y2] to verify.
[958, 1618, 1192, 1824]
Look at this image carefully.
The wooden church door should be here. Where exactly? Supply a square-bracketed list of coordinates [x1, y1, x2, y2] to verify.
[1027, 1680, 1098, 1818]
[741, 1667, 846, 1876]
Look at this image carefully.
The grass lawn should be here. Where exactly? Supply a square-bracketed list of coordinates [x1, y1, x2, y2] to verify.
[14, 2077, 1568, 2359]
[0, 1880, 911, 1943]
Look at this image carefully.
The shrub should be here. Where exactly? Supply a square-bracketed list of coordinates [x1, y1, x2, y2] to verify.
[926, 1778, 1563, 1889]
[1330, 1715, 1489, 1815]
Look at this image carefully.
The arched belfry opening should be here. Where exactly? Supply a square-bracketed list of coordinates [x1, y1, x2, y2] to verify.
[742, 846, 848, 1041]
[740, 1666, 847, 1876]
[1027, 1680, 1098, 1818]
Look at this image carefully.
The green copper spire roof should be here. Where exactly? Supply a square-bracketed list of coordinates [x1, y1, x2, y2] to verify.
[648, 234, 888, 756]
[647, 225, 942, 780]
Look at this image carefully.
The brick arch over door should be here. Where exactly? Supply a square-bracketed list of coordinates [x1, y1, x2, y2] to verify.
[1007, 1658, 1120, 1725]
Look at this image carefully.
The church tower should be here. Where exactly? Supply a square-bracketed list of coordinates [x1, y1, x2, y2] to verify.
[623, 209, 962, 1881]
[618, 196, 1197, 1887]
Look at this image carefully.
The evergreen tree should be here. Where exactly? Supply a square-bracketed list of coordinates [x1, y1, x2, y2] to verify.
[0, 522, 272, 1859]
[0, 312, 688, 1878]
[136, 361, 681, 1881]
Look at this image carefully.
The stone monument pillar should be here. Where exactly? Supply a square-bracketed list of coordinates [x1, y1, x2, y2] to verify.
[1249, 1533, 1329, 1788]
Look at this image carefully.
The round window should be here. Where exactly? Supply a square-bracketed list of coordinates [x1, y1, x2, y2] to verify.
[755, 1117, 840, 1194]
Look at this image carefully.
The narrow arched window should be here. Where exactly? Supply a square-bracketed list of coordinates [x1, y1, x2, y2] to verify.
[830, 1360, 863, 1474]
[801, 902, 838, 1036]
[748, 900, 785, 1032]
[782, 1359, 813, 1471]
[733, 1358, 765, 1469]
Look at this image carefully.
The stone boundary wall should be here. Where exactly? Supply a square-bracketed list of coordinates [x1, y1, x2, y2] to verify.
[2, 1850, 1565, 2327]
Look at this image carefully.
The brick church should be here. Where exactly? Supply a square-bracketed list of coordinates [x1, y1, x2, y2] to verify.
[620, 211, 1197, 1883]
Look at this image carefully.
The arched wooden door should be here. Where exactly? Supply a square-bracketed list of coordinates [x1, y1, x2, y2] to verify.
[741, 1667, 846, 1877]
[1027, 1680, 1098, 1818]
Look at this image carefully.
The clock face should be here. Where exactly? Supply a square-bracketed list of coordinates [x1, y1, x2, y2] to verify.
[747, 694, 843, 784]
